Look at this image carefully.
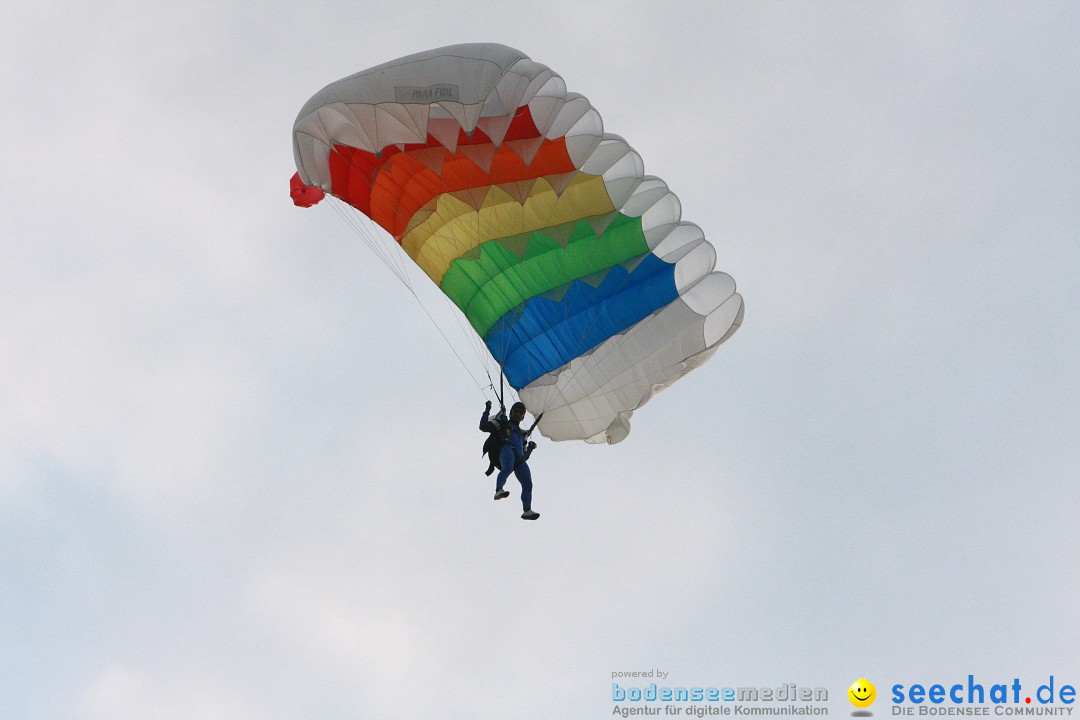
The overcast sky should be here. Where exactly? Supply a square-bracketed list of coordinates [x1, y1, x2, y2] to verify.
[3, 2, 1079, 719]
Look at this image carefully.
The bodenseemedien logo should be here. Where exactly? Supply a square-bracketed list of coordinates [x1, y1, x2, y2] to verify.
[609, 673, 829, 717]
[849, 678, 877, 712]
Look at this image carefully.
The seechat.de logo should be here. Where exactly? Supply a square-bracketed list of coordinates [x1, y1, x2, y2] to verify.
[849, 678, 877, 708]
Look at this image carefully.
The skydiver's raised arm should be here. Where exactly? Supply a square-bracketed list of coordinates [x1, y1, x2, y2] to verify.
[480, 401, 501, 433]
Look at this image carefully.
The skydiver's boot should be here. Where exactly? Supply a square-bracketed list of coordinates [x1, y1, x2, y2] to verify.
[494, 489, 510, 500]
[521, 510, 540, 520]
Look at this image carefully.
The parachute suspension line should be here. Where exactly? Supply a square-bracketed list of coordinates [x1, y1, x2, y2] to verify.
[437, 186, 510, 401]
[327, 199, 408, 286]
[437, 252, 496, 385]
[429, 205, 489, 376]
[325, 198, 492, 397]
[330, 198, 419, 295]
[499, 366, 506, 412]
[525, 411, 544, 438]
[332, 200, 389, 274]
[425, 212, 496, 389]
[451, 279, 497, 384]
[484, 368, 501, 408]
[396, 262, 495, 398]
[433, 195, 509, 404]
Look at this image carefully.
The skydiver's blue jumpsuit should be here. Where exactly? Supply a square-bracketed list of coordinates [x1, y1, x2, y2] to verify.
[480, 408, 534, 511]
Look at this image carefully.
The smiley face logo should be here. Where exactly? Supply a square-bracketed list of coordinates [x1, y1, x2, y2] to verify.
[848, 679, 876, 708]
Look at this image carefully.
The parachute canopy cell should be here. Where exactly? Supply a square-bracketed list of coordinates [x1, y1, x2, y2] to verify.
[292, 43, 743, 444]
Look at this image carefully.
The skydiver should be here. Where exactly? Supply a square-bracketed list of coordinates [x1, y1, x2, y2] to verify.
[480, 400, 539, 520]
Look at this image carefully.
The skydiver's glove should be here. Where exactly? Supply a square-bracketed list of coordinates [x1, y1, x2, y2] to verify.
[485, 400, 492, 411]
[527, 441, 537, 451]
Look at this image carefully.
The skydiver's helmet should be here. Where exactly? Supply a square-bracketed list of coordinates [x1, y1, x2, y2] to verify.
[510, 402, 527, 422]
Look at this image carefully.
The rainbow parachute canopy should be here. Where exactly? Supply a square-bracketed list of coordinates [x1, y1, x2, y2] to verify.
[292, 43, 743, 444]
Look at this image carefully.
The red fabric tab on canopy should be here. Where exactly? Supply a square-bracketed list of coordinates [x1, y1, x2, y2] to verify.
[290, 172, 325, 207]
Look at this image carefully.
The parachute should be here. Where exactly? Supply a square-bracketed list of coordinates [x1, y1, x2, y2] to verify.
[292, 43, 743, 444]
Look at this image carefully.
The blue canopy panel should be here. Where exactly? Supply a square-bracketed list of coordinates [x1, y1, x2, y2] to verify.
[485, 253, 679, 388]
